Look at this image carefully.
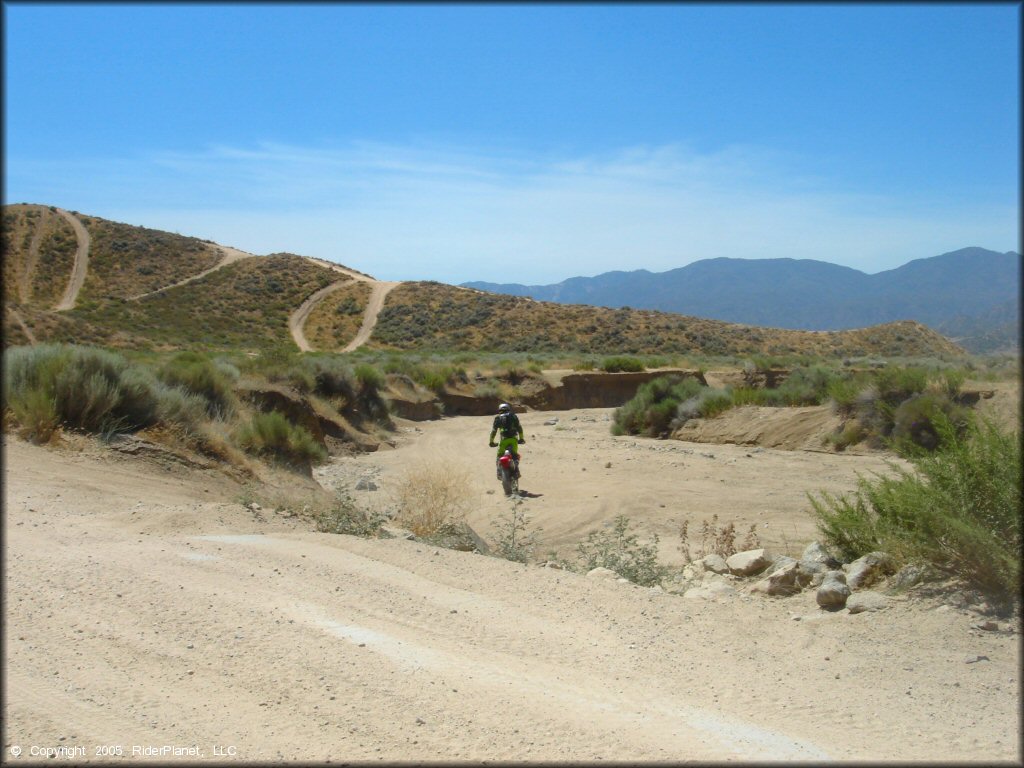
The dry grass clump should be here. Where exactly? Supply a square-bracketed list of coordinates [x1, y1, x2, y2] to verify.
[391, 459, 473, 538]
[678, 514, 761, 563]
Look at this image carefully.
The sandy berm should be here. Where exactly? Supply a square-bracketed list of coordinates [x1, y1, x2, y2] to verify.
[3, 406, 1019, 763]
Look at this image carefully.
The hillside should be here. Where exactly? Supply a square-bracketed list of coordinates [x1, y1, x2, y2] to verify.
[2, 204, 966, 359]
[463, 248, 1021, 353]
[370, 282, 964, 358]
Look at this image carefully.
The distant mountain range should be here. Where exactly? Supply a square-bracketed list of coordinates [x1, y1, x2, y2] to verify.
[462, 248, 1021, 353]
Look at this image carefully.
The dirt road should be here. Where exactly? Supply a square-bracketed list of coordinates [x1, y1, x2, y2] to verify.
[3, 413, 1019, 763]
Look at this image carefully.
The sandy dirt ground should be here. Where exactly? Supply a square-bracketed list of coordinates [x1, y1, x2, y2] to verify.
[3, 406, 1020, 764]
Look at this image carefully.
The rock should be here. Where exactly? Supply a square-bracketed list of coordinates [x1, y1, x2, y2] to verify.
[890, 562, 943, 590]
[587, 567, 619, 580]
[379, 525, 415, 540]
[246, 502, 262, 512]
[847, 591, 890, 613]
[971, 620, 1000, 632]
[680, 563, 704, 582]
[683, 587, 715, 600]
[802, 541, 841, 568]
[750, 561, 803, 597]
[354, 478, 378, 491]
[844, 551, 896, 590]
[428, 522, 491, 555]
[544, 418, 559, 426]
[704, 581, 735, 596]
[964, 655, 990, 664]
[726, 548, 772, 577]
[764, 555, 797, 576]
[701, 554, 730, 574]
[816, 570, 851, 610]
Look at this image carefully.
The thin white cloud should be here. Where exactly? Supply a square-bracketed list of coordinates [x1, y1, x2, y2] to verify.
[6, 141, 1018, 283]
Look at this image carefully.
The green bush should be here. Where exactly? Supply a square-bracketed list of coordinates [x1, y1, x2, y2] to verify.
[314, 489, 386, 537]
[601, 356, 645, 373]
[890, 392, 969, 453]
[158, 351, 237, 418]
[874, 365, 929, 406]
[696, 390, 734, 419]
[3, 344, 161, 439]
[354, 363, 385, 392]
[810, 415, 1020, 606]
[612, 375, 704, 437]
[235, 411, 327, 467]
[575, 515, 668, 587]
[774, 365, 840, 406]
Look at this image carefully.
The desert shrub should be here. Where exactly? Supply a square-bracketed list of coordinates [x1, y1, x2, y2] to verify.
[314, 489, 387, 537]
[158, 351, 237, 418]
[490, 498, 541, 564]
[601, 356, 645, 373]
[392, 459, 472, 539]
[151, 380, 208, 432]
[696, 390, 733, 419]
[572, 358, 597, 371]
[575, 515, 667, 587]
[826, 420, 868, 451]
[774, 365, 840, 406]
[305, 356, 356, 401]
[354, 363, 385, 391]
[3, 344, 161, 440]
[612, 375, 704, 437]
[890, 392, 969, 453]
[810, 415, 1020, 606]
[874, 365, 929, 406]
[235, 411, 327, 467]
[827, 375, 868, 416]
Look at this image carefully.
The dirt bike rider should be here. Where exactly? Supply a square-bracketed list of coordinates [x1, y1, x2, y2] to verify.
[488, 403, 524, 479]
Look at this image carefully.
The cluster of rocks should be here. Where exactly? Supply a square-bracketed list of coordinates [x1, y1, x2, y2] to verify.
[651, 542, 945, 615]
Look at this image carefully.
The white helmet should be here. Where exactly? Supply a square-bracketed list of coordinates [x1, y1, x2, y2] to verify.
[498, 403, 511, 413]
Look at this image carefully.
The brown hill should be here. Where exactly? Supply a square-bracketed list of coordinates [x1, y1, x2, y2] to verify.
[2, 205, 965, 359]
[364, 281, 964, 358]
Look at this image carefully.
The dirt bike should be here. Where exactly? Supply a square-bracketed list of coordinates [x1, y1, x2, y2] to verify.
[491, 437, 523, 497]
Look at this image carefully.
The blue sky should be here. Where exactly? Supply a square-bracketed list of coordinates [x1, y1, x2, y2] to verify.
[3, 3, 1020, 284]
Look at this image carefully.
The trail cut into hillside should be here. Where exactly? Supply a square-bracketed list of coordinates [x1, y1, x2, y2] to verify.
[341, 280, 400, 352]
[129, 244, 257, 300]
[53, 209, 90, 311]
[287, 252, 401, 352]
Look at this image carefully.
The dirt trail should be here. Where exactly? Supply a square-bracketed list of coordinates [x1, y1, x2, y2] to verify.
[6, 306, 38, 345]
[129, 245, 256, 300]
[3, 425, 1018, 763]
[54, 209, 91, 311]
[341, 280, 399, 352]
[287, 253, 400, 352]
[17, 212, 49, 304]
[288, 281, 350, 352]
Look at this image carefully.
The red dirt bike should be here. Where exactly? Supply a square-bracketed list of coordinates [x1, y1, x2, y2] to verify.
[491, 438, 523, 497]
